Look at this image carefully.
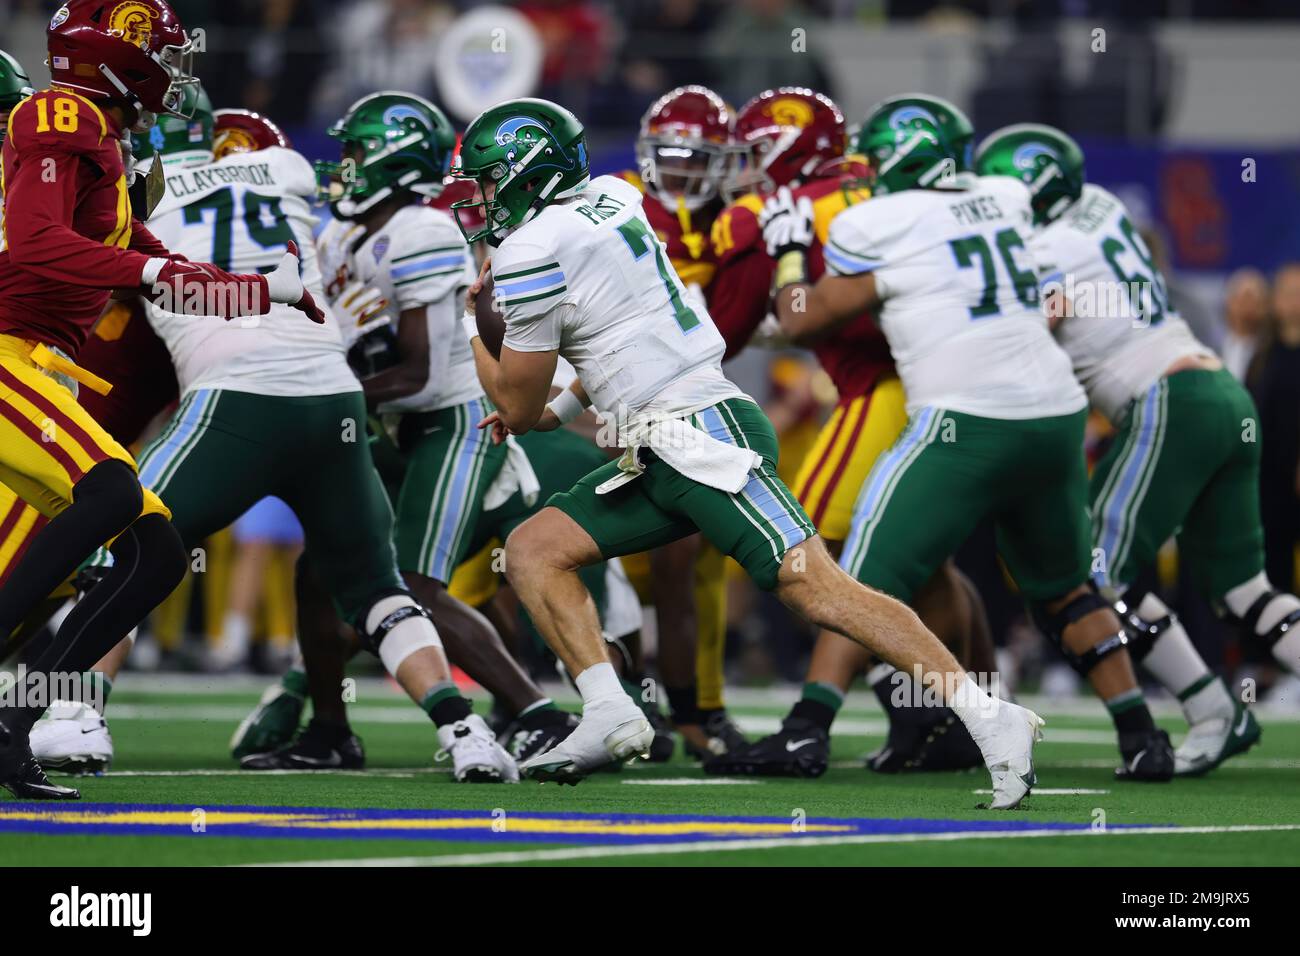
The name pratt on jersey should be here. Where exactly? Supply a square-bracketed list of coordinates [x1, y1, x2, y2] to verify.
[167, 162, 277, 200]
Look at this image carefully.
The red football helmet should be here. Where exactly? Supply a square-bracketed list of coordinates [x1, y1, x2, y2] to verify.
[213, 108, 291, 159]
[727, 87, 846, 199]
[46, 0, 197, 126]
[635, 85, 732, 212]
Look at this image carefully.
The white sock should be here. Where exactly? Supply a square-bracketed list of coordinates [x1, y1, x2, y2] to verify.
[221, 611, 251, 650]
[574, 662, 624, 708]
[1223, 572, 1300, 675]
[1134, 594, 1214, 700]
[947, 673, 1000, 740]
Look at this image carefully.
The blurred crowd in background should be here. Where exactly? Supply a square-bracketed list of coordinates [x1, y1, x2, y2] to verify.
[4, 0, 1299, 702]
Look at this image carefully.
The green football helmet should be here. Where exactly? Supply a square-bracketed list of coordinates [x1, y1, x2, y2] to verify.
[451, 98, 590, 246]
[316, 91, 456, 219]
[0, 50, 34, 144]
[974, 123, 1085, 225]
[854, 93, 974, 195]
[131, 81, 214, 169]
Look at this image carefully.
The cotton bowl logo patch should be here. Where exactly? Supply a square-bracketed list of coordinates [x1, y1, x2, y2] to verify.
[107, 2, 158, 48]
[766, 97, 815, 128]
[1013, 142, 1060, 170]
[50, 4, 70, 29]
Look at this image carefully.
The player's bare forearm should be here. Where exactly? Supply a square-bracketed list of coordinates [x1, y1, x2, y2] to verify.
[361, 306, 434, 410]
[775, 271, 880, 345]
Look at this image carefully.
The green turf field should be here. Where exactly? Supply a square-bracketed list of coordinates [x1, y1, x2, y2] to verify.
[2, 675, 1298, 866]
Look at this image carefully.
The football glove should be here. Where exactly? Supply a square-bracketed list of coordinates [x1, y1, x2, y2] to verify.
[759, 186, 815, 258]
[334, 282, 391, 349]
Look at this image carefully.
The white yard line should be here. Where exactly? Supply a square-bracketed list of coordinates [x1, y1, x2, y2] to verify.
[619, 778, 763, 786]
[245, 823, 1300, 868]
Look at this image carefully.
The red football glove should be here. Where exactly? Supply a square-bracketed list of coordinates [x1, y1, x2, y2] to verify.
[147, 259, 270, 319]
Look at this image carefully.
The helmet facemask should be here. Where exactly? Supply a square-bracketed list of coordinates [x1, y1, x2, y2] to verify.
[637, 135, 728, 213]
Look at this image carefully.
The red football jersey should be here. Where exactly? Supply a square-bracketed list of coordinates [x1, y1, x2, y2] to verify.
[709, 174, 894, 403]
[619, 171, 720, 293]
[78, 298, 178, 445]
[0, 89, 170, 357]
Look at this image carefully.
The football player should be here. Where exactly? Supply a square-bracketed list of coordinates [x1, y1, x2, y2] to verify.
[614, 86, 743, 760]
[977, 123, 1298, 774]
[0, 0, 323, 799]
[238, 90, 571, 774]
[453, 97, 1044, 808]
[707, 89, 991, 777]
[37, 84, 516, 783]
[761, 94, 1174, 780]
[0, 48, 32, 148]
[212, 107, 291, 159]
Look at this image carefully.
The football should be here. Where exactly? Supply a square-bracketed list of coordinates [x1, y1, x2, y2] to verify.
[475, 273, 505, 359]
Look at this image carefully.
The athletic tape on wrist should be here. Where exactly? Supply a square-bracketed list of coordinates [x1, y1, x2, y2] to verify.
[547, 387, 587, 425]
[774, 249, 808, 290]
[461, 310, 480, 342]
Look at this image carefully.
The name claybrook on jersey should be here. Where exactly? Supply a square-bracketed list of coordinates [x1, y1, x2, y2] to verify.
[166, 161, 278, 199]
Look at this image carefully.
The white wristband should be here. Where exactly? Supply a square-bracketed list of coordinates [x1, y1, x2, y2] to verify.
[546, 387, 587, 425]
[461, 310, 480, 342]
[141, 257, 168, 286]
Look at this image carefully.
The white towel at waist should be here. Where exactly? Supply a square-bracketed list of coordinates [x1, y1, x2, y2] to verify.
[483, 435, 541, 511]
[595, 414, 761, 496]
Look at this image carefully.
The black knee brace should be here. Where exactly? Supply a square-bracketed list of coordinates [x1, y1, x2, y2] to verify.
[1234, 589, 1300, 649]
[358, 589, 433, 655]
[1033, 586, 1129, 675]
[1112, 589, 1175, 662]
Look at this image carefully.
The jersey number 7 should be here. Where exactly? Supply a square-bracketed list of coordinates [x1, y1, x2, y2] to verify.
[616, 218, 700, 334]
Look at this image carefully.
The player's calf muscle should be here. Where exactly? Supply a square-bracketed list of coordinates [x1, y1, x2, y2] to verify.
[777, 537, 961, 682]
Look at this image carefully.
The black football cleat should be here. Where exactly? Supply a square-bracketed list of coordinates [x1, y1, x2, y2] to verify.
[504, 710, 579, 763]
[0, 725, 80, 799]
[866, 707, 983, 774]
[642, 704, 676, 763]
[702, 717, 829, 777]
[240, 720, 365, 771]
[681, 708, 749, 761]
[1115, 728, 1176, 782]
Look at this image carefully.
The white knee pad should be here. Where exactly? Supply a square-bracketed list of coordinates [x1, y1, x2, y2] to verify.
[364, 594, 443, 676]
[601, 557, 644, 640]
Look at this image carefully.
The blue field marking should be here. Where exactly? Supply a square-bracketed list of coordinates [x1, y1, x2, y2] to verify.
[0, 804, 1156, 846]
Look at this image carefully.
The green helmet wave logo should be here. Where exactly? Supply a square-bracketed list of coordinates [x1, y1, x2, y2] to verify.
[1013, 142, 1060, 170]
[974, 123, 1085, 226]
[451, 98, 590, 246]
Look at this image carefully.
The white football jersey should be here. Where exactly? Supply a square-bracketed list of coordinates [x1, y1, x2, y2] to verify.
[826, 174, 1085, 420]
[1030, 184, 1212, 422]
[144, 146, 359, 397]
[317, 203, 480, 414]
[495, 175, 741, 419]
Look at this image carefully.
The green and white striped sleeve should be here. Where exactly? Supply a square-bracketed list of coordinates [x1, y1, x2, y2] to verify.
[389, 214, 475, 310]
[493, 238, 567, 352]
[824, 208, 885, 277]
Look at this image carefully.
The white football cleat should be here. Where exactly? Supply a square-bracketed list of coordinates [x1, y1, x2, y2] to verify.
[971, 700, 1044, 810]
[519, 698, 653, 783]
[436, 714, 519, 783]
[30, 700, 114, 775]
[1175, 703, 1261, 776]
